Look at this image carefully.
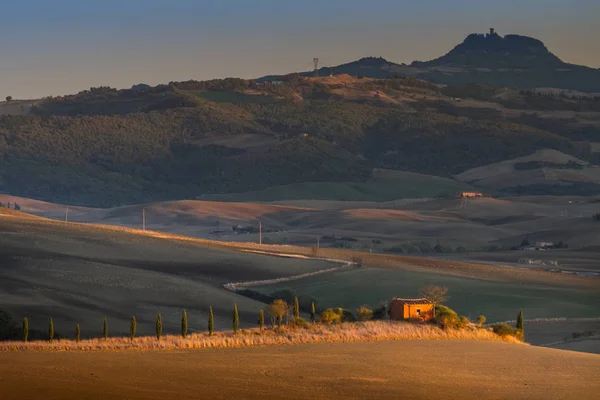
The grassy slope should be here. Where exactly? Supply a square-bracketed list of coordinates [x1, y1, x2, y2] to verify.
[202, 170, 474, 202]
[250, 268, 600, 322]
[1, 341, 599, 400]
[0, 209, 333, 336]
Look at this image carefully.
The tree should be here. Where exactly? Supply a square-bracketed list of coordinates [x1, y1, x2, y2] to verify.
[130, 316, 137, 341]
[208, 306, 214, 336]
[181, 309, 188, 338]
[258, 309, 264, 330]
[419, 285, 449, 318]
[516, 309, 524, 332]
[75, 324, 81, 343]
[233, 304, 239, 333]
[103, 316, 108, 340]
[477, 315, 486, 327]
[156, 313, 162, 341]
[356, 305, 374, 321]
[266, 299, 288, 327]
[310, 302, 316, 323]
[49, 317, 54, 341]
[293, 297, 300, 321]
[22, 317, 28, 342]
[5, 96, 12, 102]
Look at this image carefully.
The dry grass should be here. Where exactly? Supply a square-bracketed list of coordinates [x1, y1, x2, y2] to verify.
[0, 321, 521, 352]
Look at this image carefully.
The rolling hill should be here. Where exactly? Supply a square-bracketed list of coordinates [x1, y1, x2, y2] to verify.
[1, 74, 598, 206]
[0, 31, 599, 206]
[0, 208, 334, 338]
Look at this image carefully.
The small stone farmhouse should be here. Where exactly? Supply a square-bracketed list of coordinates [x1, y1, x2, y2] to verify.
[389, 298, 434, 321]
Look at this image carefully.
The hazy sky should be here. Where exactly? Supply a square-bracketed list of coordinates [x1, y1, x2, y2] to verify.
[1, 0, 598, 99]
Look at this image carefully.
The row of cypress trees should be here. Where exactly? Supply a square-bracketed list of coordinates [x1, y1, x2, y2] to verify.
[19, 302, 524, 343]
[20, 298, 314, 343]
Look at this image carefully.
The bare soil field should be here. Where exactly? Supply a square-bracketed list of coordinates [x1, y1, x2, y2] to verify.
[1, 340, 598, 400]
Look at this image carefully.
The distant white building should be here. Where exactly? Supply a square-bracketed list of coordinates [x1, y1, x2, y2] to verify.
[535, 241, 554, 249]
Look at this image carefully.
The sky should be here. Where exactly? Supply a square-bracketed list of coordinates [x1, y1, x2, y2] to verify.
[1, 0, 599, 99]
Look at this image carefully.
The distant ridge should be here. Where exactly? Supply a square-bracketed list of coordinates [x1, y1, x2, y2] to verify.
[259, 30, 600, 92]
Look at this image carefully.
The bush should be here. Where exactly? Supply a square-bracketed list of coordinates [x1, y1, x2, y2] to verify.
[492, 323, 518, 337]
[356, 305, 374, 321]
[319, 309, 341, 325]
[477, 315, 486, 327]
[319, 308, 355, 325]
[372, 304, 387, 320]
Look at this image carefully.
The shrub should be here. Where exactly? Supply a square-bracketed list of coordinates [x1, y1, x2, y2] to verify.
[477, 315, 486, 327]
[492, 323, 518, 337]
[181, 309, 188, 338]
[319, 308, 355, 325]
[208, 306, 214, 336]
[319, 309, 340, 325]
[372, 304, 387, 320]
[457, 316, 470, 329]
[49, 318, 54, 341]
[434, 305, 459, 329]
[356, 305, 374, 321]
[291, 317, 310, 329]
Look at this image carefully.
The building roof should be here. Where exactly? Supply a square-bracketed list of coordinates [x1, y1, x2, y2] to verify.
[391, 298, 432, 305]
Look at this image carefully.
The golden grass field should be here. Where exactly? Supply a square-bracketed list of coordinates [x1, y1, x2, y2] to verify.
[0, 321, 520, 352]
[1, 340, 598, 400]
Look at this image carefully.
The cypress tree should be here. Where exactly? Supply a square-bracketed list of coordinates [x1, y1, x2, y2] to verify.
[49, 317, 54, 341]
[181, 309, 188, 338]
[233, 304, 239, 334]
[22, 317, 28, 342]
[293, 297, 300, 321]
[75, 324, 81, 343]
[258, 309, 264, 330]
[103, 316, 108, 340]
[208, 306, 214, 336]
[130, 316, 137, 341]
[516, 309, 524, 333]
[310, 302, 316, 323]
[156, 313, 162, 341]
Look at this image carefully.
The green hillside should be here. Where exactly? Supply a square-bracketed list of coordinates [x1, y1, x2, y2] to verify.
[0, 72, 598, 206]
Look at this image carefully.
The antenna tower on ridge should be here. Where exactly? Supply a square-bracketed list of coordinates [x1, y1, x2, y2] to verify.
[313, 58, 319, 77]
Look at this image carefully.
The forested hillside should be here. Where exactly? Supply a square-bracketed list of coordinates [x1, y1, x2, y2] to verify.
[0, 75, 598, 206]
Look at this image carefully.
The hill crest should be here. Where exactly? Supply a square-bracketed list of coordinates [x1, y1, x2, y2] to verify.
[412, 29, 566, 69]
